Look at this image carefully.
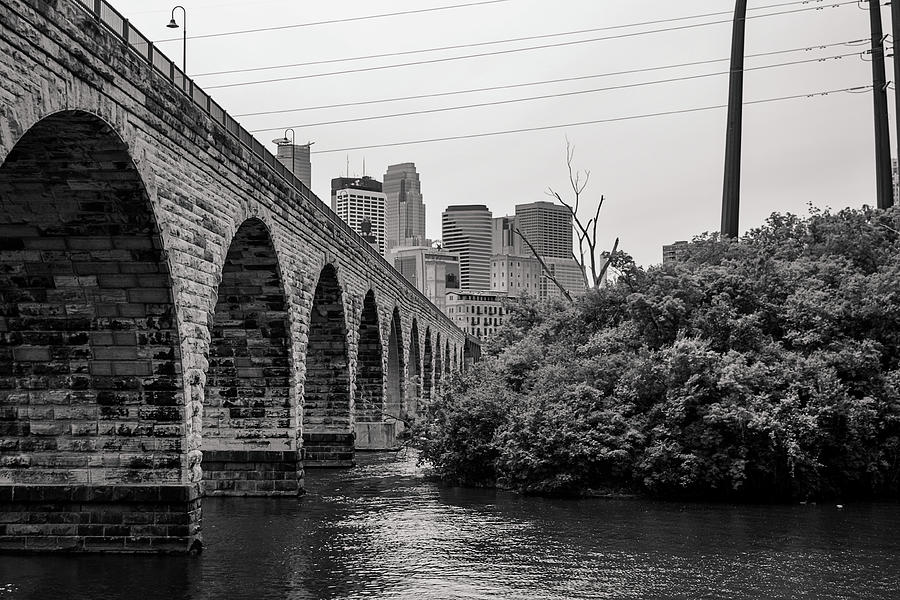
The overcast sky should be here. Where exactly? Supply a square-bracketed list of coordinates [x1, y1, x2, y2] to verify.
[110, 0, 891, 266]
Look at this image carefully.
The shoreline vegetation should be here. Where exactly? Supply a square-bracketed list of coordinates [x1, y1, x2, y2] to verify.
[412, 206, 900, 502]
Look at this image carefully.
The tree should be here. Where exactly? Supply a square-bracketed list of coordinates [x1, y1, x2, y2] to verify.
[546, 138, 619, 289]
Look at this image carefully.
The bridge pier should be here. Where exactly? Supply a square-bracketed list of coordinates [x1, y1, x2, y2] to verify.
[0, 484, 201, 553]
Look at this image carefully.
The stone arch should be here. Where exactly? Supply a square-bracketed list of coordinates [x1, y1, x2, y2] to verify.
[0, 110, 185, 485]
[202, 217, 297, 495]
[463, 340, 474, 372]
[385, 307, 404, 425]
[407, 319, 422, 417]
[444, 340, 451, 376]
[434, 332, 443, 392]
[353, 290, 386, 449]
[302, 264, 352, 466]
[423, 327, 433, 404]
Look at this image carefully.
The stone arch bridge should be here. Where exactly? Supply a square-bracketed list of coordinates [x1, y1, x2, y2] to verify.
[0, 0, 479, 552]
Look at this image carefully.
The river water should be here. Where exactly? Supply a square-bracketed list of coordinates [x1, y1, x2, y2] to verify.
[1, 452, 898, 599]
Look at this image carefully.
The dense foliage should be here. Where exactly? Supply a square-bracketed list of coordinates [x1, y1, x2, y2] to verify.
[415, 207, 900, 500]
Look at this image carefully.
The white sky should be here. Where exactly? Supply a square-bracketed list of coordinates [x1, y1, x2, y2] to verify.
[108, 0, 894, 266]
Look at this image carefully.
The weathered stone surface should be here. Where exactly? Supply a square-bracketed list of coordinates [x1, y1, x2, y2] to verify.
[0, 0, 470, 552]
[0, 483, 201, 553]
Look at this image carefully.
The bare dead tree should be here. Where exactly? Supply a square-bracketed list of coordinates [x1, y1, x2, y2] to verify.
[514, 227, 574, 302]
[547, 138, 619, 289]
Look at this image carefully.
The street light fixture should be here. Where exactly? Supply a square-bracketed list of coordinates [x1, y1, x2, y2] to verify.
[273, 128, 296, 176]
[167, 5, 187, 74]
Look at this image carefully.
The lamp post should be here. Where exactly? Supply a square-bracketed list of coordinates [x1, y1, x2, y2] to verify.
[166, 5, 187, 74]
[273, 128, 296, 176]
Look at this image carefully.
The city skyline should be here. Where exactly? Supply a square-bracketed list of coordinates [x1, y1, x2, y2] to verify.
[94, 1, 895, 267]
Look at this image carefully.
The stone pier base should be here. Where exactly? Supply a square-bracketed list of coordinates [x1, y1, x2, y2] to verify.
[201, 450, 301, 496]
[302, 432, 355, 467]
[0, 484, 201, 554]
[354, 422, 400, 451]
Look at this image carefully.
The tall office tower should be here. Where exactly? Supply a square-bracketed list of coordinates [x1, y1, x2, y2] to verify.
[331, 176, 386, 255]
[383, 163, 426, 251]
[274, 142, 313, 190]
[492, 215, 521, 255]
[515, 201, 573, 259]
[331, 176, 382, 211]
[442, 205, 492, 290]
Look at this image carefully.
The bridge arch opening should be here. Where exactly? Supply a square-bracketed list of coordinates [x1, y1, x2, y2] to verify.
[0, 111, 185, 486]
[385, 307, 404, 428]
[407, 319, 421, 418]
[423, 327, 433, 404]
[353, 290, 388, 449]
[444, 341, 451, 376]
[203, 217, 297, 495]
[434, 332, 443, 393]
[302, 264, 352, 466]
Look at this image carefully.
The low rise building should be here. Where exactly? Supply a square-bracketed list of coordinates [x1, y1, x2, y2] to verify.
[445, 289, 508, 340]
[391, 245, 460, 312]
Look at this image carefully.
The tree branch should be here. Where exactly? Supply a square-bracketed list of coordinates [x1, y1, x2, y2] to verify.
[597, 237, 619, 286]
[515, 228, 573, 303]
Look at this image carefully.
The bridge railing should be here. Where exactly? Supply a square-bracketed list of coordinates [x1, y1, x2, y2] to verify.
[71, 0, 467, 337]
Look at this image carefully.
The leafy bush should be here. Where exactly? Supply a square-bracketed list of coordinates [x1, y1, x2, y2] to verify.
[415, 206, 900, 500]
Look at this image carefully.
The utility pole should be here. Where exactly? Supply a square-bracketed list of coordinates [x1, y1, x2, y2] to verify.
[869, 0, 893, 209]
[721, 0, 747, 238]
[889, 0, 900, 208]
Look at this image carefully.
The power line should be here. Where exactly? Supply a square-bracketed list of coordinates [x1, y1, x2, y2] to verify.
[248, 52, 858, 133]
[193, 0, 833, 78]
[154, 0, 515, 44]
[203, 2, 857, 90]
[233, 40, 863, 118]
[307, 85, 871, 154]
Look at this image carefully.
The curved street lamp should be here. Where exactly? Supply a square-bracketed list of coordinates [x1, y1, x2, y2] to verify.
[166, 5, 187, 74]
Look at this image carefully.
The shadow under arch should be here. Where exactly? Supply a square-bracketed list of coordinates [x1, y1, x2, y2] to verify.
[0, 110, 197, 552]
[433, 332, 443, 393]
[384, 306, 404, 443]
[444, 340, 451, 376]
[423, 327, 433, 404]
[407, 319, 421, 418]
[302, 263, 353, 467]
[202, 217, 298, 495]
[353, 289, 388, 449]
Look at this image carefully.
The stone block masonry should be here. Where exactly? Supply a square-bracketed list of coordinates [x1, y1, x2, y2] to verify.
[0, 484, 201, 553]
[0, 0, 470, 552]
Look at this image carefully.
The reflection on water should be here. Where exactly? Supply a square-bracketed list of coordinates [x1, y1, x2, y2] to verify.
[1, 451, 898, 599]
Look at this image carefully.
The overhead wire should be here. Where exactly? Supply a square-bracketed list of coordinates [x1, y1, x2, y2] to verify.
[307, 85, 873, 154]
[248, 52, 858, 132]
[202, 1, 857, 90]
[192, 0, 844, 78]
[233, 39, 864, 118]
[153, 0, 516, 43]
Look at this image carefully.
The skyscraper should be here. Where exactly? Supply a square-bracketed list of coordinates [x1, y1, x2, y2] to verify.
[274, 142, 312, 190]
[442, 205, 492, 290]
[383, 163, 426, 252]
[515, 201, 573, 259]
[331, 176, 386, 255]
